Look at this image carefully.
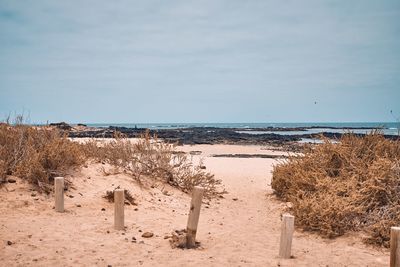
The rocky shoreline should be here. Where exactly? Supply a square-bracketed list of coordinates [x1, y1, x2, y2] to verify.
[61, 124, 399, 147]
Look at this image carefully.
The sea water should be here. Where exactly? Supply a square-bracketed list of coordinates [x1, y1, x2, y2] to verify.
[86, 122, 400, 136]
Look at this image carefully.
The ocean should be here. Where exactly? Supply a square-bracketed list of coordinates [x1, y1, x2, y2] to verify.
[85, 122, 400, 136]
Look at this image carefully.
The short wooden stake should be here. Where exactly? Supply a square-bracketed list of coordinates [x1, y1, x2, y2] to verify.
[186, 186, 204, 248]
[391, 227, 400, 267]
[54, 177, 64, 212]
[114, 189, 125, 230]
[279, 213, 294, 259]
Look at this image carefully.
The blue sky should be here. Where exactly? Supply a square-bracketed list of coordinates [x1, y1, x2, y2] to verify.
[0, 0, 399, 123]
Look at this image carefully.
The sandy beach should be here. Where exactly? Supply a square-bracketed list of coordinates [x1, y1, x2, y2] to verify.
[0, 144, 389, 266]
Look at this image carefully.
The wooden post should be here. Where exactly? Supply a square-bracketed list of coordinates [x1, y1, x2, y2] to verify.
[114, 189, 124, 230]
[391, 227, 400, 267]
[54, 177, 64, 212]
[279, 213, 294, 258]
[186, 186, 204, 248]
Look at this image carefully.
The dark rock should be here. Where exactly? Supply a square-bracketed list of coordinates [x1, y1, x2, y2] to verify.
[141, 232, 154, 238]
[7, 178, 16, 183]
[49, 122, 72, 130]
[6, 241, 12, 245]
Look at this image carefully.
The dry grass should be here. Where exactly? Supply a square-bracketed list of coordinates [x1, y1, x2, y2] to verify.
[103, 187, 137, 205]
[87, 131, 224, 199]
[0, 124, 85, 192]
[1, 123, 223, 199]
[271, 132, 400, 247]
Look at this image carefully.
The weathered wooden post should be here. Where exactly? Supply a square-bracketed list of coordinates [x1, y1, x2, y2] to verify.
[54, 177, 64, 212]
[279, 213, 294, 258]
[114, 189, 125, 230]
[391, 227, 400, 267]
[186, 186, 204, 248]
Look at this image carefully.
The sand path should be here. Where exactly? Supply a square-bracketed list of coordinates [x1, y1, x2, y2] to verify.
[0, 144, 389, 266]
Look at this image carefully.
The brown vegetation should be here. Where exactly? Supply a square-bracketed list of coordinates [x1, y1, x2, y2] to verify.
[0, 124, 223, 199]
[85, 131, 224, 199]
[103, 187, 137, 205]
[271, 133, 400, 247]
[0, 124, 84, 192]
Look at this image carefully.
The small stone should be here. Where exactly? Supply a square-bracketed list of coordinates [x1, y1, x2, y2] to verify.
[121, 233, 125, 235]
[141, 232, 154, 238]
[68, 195, 74, 198]
[7, 178, 16, 183]
[76, 204, 81, 207]
[106, 230, 110, 234]
[232, 198, 238, 201]
[7, 241, 12, 245]
[101, 208, 106, 211]
[31, 193, 36, 197]
[138, 230, 142, 232]
[134, 208, 138, 211]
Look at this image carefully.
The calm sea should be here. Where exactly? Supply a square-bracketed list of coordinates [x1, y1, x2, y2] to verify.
[86, 122, 400, 136]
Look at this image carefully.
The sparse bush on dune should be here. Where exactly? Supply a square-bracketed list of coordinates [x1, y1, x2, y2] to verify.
[86, 131, 224, 199]
[271, 132, 400, 247]
[1, 123, 223, 199]
[0, 124, 85, 192]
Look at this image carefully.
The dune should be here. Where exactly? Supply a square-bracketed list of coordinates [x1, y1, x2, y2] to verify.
[0, 144, 389, 266]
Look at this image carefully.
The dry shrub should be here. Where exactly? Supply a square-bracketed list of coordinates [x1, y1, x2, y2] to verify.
[271, 132, 400, 247]
[1, 123, 223, 199]
[103, 187, 137, 205]
[0, 124, 85, 192]
[89, 131, 224, 199]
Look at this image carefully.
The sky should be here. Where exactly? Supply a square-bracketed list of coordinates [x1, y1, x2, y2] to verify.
[0, 0, 399, 124]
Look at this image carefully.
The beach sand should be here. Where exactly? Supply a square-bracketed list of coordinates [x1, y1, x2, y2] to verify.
[0, 144, 389, 266]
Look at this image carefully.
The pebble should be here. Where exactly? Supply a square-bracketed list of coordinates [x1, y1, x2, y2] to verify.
[141, 232, 154, 238]
[7, 241, 12, 245]
[101, 208, 106, 211]
[7, 178, 16, 183]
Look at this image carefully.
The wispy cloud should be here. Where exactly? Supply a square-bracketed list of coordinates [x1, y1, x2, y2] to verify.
[0, 0, 399, 123]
